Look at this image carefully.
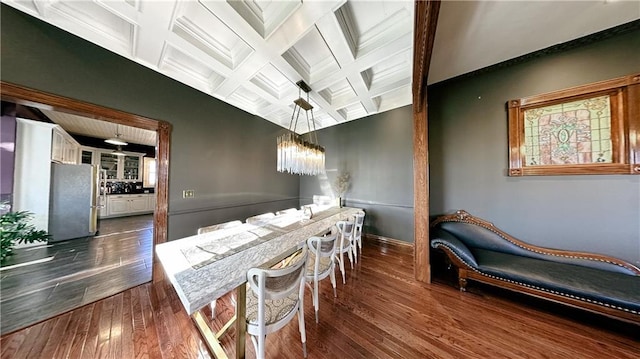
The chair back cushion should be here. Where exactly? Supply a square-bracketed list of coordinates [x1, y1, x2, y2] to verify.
[246, 212, 275, 224]
[313, 195, 333, 206]
[197, 220, 243, 234]
[247, 247, 308, 301]
[276, 208, 298, 216]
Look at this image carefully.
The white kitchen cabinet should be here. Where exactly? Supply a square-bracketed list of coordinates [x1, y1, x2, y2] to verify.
[122, 155, 141, 180]
[79, 147, 95, 165]
[100, 152, 120, 180]
[107, 195, 137, 216]
[98, 151, 143, 180]
[105, 194, 154, 217]
[51, 128, 65, 163]
[148, 194, 156, 212]
[129, 195, 148, 212]
[51, 126, 79, 164]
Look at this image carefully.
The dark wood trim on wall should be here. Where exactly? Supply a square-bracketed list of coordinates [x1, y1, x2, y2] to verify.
[412, 0, 440, 284]
[0, 81, 171, 283]
[364, 233, 414, 248]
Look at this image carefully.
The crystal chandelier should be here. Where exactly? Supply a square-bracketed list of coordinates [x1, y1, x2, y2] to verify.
[277, 80, 325, 176]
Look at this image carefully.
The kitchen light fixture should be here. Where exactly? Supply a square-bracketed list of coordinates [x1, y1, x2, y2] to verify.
[105, 124, 128, 146]
[277, 80, 325, 176]
[112, 145, 126, 156]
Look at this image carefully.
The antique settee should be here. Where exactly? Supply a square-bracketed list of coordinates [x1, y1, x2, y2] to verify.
[430, 210, 640, 324]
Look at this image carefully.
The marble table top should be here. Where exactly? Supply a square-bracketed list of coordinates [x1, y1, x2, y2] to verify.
[156, 206, 361, 314]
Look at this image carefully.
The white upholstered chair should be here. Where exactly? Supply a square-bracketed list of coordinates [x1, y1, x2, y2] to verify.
[352, 211, 365, 260]
[300, 204, 319, 212]
[196, 220, 243, 235]
[246, 212, 275, 225]
[312, 195, 333, 206]
[305, 231, 338, 323]
[334, 220, 354, 284]
[276, 208, 299, 216]
[246, 246, 308, 359]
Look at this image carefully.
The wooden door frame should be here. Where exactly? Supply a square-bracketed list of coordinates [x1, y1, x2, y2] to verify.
[1, 81, 170, 282]
[412, 0, 440, 284]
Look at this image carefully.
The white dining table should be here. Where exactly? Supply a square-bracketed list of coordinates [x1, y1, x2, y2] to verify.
[156, 205, 361, 359]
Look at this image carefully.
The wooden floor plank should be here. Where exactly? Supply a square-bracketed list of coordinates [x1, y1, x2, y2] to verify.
[139, 284, 162, 358]
[0, 326, 28, 359]
[2, 237, 638, 358]
[95, 295, 114, 359]
[67, 304, 95, 359]
[108, 292, 124, 359]
[130, 285, 149, 358]
[39, 312, 72, 358]
[21, 319, 55, 358]
[51, 303, 86, 358]
[81, 298, 103, 359]
[120, 288, 134, 359]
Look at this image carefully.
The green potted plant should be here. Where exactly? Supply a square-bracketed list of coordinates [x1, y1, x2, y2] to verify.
[0, 203, 50, 264]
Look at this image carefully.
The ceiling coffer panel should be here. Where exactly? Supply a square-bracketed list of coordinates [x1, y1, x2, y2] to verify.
[362, 49, 412, 95]
[250, 64, 295, 100]
[282, 27, 341, 85]
[335, 1, 412, 59]
[227, 86, 271, 116]
[337, 102, 367, 122]
[227, 0, 302, 39]
[173, 2, 254, 70]
[374, 86, 411, 114]
[3, 0, 637, 134]
[159, 44, 226, 93]
[319, 79, 357, 109]
[47, 0, 136, 56]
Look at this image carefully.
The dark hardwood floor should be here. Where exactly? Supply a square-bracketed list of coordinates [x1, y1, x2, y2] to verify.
[0, 215, 153, 335]
[1, 237, 638, 358]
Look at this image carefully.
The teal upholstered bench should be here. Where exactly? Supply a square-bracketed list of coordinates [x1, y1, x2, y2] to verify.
[430, 210, 640, 324]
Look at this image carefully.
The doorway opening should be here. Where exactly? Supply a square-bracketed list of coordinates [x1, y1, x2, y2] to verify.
[0, 82, 170, 335]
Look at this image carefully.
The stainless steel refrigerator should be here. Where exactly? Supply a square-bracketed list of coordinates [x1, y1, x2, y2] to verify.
[49, 163, 99, 242]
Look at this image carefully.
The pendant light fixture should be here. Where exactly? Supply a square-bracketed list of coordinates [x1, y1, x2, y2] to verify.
[105, 124, 128, 146]
[112, 145, 126, 156]
[276, 80, 325, 176]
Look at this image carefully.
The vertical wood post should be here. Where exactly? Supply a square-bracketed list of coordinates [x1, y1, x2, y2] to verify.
[412, 0, 440, 283]
[153, 121, 171, 283]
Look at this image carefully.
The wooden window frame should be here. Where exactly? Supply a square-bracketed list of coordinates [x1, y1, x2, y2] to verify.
[507, 73, 640, 176]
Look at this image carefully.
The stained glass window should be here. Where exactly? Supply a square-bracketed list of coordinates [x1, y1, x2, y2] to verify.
[507, 72, 639, 176]
[523, 95, 611, 166]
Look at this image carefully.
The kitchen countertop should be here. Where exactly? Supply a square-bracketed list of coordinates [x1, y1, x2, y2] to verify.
[104, 191, 155, 195]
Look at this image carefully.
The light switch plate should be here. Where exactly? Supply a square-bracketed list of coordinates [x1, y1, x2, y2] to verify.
[183, 190, 195, 198]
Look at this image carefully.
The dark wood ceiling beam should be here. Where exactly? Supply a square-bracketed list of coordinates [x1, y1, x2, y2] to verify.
[412, 0, 440, 284]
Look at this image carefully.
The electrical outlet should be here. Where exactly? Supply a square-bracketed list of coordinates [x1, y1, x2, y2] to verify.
[182, 189, 195, 198]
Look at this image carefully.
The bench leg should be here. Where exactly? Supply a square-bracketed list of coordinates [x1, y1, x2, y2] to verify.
[458, 269, 468, 292]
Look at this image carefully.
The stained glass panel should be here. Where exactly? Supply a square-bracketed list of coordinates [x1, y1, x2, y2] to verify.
[523, 95, 611, 166]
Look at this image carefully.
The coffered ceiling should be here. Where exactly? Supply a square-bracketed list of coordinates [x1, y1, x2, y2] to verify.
[3, 0, 639, 137]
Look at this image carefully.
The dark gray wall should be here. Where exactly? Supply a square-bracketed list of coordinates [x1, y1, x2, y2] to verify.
[428, 28, 640, 265]
[0, 5, 299, 240]
[300, 105, 414, 242]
